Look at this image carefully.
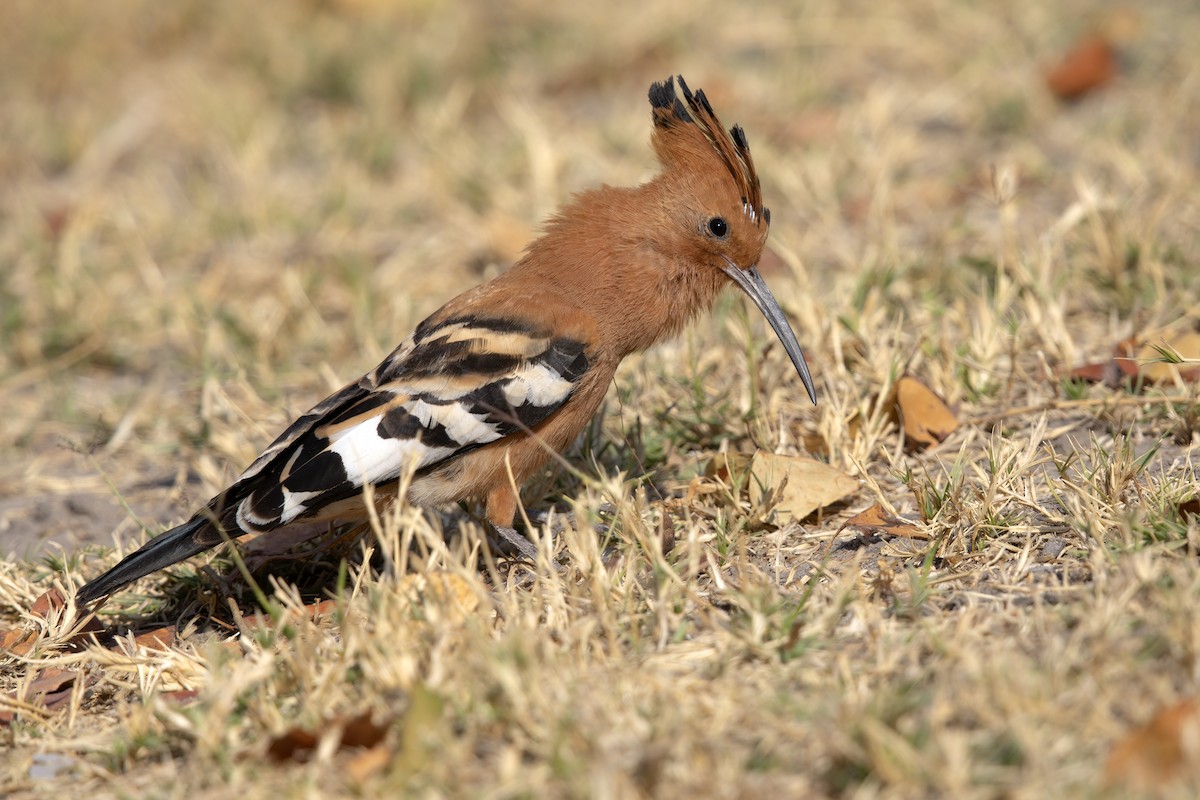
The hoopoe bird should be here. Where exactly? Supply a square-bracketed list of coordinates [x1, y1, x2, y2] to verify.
[75, 75, 817, 605]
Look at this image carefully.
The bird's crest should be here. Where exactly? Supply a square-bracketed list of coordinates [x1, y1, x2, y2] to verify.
[648, 75, 765, 225]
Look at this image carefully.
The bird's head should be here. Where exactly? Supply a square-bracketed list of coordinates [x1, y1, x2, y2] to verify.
[647, 75, 817, 404]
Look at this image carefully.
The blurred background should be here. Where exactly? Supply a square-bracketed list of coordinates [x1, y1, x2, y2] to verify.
[1, 0, 1197, 556]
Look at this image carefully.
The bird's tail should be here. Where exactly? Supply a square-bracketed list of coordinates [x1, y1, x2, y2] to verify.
[76, 517, 215, 606]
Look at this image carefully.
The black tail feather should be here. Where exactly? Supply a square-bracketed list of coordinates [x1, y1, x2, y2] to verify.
[76, 517, 217, 606]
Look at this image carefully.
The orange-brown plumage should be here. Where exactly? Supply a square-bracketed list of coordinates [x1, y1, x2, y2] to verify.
[75, 75, 816, 605]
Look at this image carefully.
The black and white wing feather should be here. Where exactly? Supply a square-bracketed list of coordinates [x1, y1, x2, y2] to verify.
[75, 315, 589, 603]
[225, 314, 590, 535]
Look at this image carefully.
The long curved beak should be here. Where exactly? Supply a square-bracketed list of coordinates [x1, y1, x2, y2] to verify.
[721, 259, 817, 405]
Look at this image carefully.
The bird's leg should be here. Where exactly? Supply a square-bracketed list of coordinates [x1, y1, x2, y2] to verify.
[485, 483, 539, 561]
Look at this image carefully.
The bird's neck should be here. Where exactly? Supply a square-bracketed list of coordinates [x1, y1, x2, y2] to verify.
[511, 187, 727, 359]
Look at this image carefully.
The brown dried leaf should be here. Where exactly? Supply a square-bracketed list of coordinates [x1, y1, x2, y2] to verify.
[1070, 330, 1200, 388]
[267, 726, 319, 763]
[133, 626, 178, 650]
[27, 668, 78, 703]
[267, 711, 391, 763]
[895, 376, 959, 449]
[241, 599, 338, 630]
[0, 627, 37, 657]
[1106, 698, 1200, 790]
[5, 668, 85, 723]
[840, 504, 928, 539]
[339, 712, 391, 748]
[31, 589, 66, 619]
[21, 589, 106, 652]
[659, 511, 676, 558]
[748, 452, 858, 521]
[1067, 358, 1138, 387]
[1, 667, 91, 726]
[1046, 34, 1116, 101]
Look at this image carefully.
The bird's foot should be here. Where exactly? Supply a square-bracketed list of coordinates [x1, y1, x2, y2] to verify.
[488, 523, 540, 561]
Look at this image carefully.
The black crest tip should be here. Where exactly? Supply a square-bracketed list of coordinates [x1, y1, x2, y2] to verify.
[730, 124, 750, 152]
[648, 76, 692, 127]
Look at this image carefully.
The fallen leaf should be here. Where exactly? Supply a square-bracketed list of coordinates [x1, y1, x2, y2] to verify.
[0, 627, 37, 657]
[240, 599, 338, 630]
[748, 452, 858, 521]
[31, 589, 66, 619]
[1, 668, 88, 727]
[267, 726, 318, 763]
[1069, 329, 1200, 388]
[12, 590, 106, 654]
[27, 669, 78, 708]
[340, 713, 391, 748]
[895, 376, 958, 449]
[1067, 357, 1139, 387]
[1046, 34, 1116, 101]
[840, 504, 928, 539]
[267, 711, 391, 763]
[658, 511, 676, 558]
[1106, 697, 1200, 791]
[133, 626, 178, 650]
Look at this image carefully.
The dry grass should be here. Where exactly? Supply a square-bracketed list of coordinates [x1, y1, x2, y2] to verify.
[2, 0, 1200, 796]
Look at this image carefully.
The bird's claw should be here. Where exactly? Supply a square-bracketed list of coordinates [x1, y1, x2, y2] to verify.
[488, 523, 540, 561]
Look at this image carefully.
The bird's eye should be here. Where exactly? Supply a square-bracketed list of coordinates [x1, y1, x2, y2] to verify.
[707, 217, 729, 238]
[763, 207, 771, 225]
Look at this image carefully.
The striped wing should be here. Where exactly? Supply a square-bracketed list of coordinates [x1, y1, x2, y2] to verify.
[199, 315, 589, 543]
